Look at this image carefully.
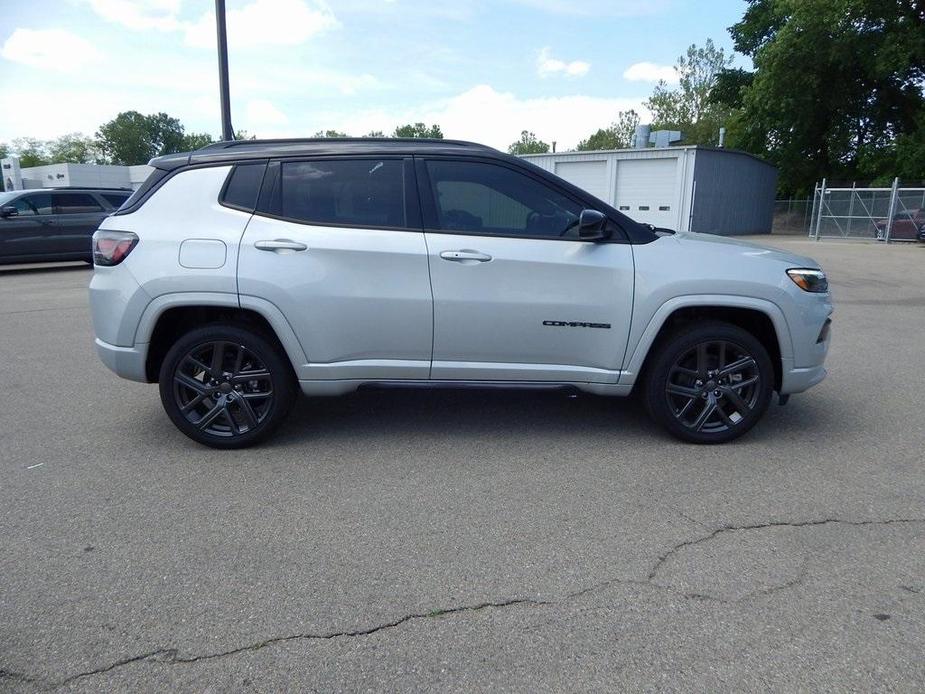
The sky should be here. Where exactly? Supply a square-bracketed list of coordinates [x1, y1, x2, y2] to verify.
[0, 0, 749, 151]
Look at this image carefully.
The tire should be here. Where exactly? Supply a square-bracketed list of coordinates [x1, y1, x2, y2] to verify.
[643, 321, 774, 444]
[158, 324, 297, 449]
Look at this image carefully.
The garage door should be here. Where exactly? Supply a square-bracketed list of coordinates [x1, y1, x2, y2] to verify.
[614, 158, 677, 228]
[554, 161, 608, 202]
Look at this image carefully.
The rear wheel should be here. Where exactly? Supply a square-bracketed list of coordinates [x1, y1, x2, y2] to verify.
[643, 322, 774, 444]
[158, 325, 297, 449]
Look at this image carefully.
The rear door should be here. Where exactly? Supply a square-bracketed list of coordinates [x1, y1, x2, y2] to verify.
[237, 157, 433, 381]
[0, 192, 54, 261]
[51, 192, 107, 256]
[418, 156, 635, 382]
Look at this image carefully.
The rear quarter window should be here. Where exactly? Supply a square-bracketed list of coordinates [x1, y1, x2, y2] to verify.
[221, 162, 267, 212]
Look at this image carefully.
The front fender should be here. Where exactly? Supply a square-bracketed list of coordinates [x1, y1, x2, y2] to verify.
[619, 294, 793, 386]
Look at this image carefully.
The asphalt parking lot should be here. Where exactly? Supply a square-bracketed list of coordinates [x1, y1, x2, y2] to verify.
[1, 237, 923, 692]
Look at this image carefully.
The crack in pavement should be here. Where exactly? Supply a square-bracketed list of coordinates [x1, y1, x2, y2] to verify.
[9, 517, 924, 689]
[645, 517, 925, 581]
[47, 598, 550, 690]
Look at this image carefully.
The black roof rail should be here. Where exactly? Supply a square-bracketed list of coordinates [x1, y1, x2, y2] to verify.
[42, 186, 133, 191]
[149, 137, 499, 171]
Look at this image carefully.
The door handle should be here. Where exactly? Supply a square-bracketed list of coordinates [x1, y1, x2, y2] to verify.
[254, 239, 308, 253]
[439, 250, 492, 263]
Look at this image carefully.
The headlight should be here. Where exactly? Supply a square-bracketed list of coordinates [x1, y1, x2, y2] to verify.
[787, 268, 828, 293]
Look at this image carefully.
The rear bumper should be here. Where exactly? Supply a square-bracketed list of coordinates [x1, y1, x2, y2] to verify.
[95, 338, 149, 383]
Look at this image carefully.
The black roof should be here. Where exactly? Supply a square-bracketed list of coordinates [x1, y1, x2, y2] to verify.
[150, 137, 498, 170]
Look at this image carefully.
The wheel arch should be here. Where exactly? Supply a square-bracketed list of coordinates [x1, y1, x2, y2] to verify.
[624, 296, 792, 392]
[137, 294, 307, 383]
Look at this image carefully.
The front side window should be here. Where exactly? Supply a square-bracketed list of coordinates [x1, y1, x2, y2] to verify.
[14, 193, 52, 216]
[53, 193, 103, 214]
[425, 160, 582, 238]
[278, 159, 405, 228]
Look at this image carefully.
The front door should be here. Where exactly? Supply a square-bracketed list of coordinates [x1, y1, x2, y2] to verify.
[237, 157, 433, 381]
[418, 157, 634, 382]
[0, 192, 54, 261]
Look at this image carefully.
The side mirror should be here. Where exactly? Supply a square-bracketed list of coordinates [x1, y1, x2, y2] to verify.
[0, 205, 18, 218]
[578, 209, 609, 240]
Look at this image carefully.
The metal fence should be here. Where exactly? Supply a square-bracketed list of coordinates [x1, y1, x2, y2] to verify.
[807, 179, 925, 242]
[772, 198, 814, 235]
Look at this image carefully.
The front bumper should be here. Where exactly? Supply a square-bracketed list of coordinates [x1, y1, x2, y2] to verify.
[95, 338, 149, 383]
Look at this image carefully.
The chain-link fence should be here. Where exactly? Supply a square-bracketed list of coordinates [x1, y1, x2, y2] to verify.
[807, 179, 925, 242]
[772, 199, 814, 235]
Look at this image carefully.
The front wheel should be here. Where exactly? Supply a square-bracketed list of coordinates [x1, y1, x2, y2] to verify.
[158, 325, 297, 449]
[643, 322, 774, 444]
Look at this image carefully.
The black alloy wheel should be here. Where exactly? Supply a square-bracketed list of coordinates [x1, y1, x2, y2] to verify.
[159, 325, 296, 448]
[644, 322, 774, 444]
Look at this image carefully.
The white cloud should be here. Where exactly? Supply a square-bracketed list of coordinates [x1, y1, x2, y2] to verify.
[85, 0, 182, 31]
[623, 61, 678, 83]
[537, 47, 590, 78]
[323, 85, 649, 151]
[245, 99, 288, 126]
[184, 0, 339, 49]
[1, 28, 103, 72]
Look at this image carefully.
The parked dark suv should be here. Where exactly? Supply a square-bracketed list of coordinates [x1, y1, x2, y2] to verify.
[0, 187, 131, 264]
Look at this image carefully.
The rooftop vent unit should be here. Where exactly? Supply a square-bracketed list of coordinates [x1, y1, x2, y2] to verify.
[649, 130, 683, 148]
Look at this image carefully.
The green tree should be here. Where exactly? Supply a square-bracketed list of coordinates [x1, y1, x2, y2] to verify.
[393, 122, 443, 138]
[715, 0, 925, 195]
[645, 39, 733, 147]
[47, 133, 99, 163]
[365, 130, 385, 138]
[95, 111, 187, 165]
[181, 132, 214, 151]
[0, 142, 9, 159]
[234, 129, 256, 141]
[576, 110, 640, 150]
[313, 129, 349, 138]
[508, 130, 549, 155]
[10, 138, 50, 167]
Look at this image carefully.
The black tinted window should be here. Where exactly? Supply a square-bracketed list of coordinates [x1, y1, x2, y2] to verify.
[279, 159, 405, 228]
[222, 163, 266, 211]
[425, 160, 582, 238]
[13, 193, 52, 216]
[53, 193, 103, 214]
[101, 192, 130, 207]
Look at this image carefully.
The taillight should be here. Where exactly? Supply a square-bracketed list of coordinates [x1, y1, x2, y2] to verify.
[93, 230, 138, 266]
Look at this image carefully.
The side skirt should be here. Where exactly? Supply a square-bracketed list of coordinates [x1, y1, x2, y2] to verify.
[298, 379, 633, 397]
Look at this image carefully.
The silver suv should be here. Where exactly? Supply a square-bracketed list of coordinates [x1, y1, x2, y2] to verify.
[89, 138, 832, 448]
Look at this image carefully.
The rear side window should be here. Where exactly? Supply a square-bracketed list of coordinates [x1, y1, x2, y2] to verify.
[53, 193, 104, 214]
[221, 162, 266, 211]
[276, 159, 405, 228]
[101, 192, 130, 208]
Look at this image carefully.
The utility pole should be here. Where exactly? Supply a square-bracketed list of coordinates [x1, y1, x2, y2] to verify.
[215, 0, 234, 141]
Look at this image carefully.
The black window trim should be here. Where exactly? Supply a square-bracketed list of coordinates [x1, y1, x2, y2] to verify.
[414, 154, 630, 244]
[218, 160, 269, 213]
[251, 155, 424, 233]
